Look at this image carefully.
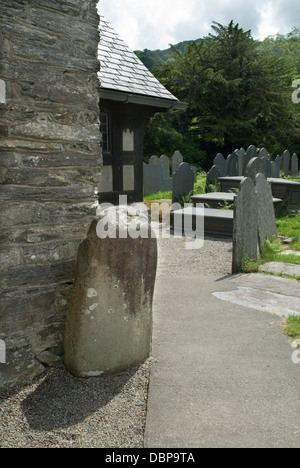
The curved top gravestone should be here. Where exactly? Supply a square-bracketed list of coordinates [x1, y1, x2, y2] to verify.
[172, 150, 183, 175]
[244, 157, 267, 181]
[226, 152, 239, 176]
[149, 155, 160, 165]
[206, 165, 221, 189]
[259, 148, 269, 159]
[255, 173, 277, 254]
[172, 162, 195, 203]
[213, 153, 227, 177]
[160, 155, 170, 179]
[244, 145, 257, 173]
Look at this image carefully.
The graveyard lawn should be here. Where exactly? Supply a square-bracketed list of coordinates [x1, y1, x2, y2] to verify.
[277, 213, 300, 252]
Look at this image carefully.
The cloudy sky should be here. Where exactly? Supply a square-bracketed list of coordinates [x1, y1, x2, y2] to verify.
[98, 0, 300, 50]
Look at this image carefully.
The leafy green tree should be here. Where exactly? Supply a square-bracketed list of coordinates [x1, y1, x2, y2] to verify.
[154, 21, 300, 163]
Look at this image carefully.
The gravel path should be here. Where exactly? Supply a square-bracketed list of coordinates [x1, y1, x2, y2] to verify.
[0, 234, 232, 448]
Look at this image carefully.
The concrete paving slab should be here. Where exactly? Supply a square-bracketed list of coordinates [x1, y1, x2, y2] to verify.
[213, 287, 300, 317]
[145, 275, 300, 448]
[259, 262, 300, 277]
[229, 273, 300, 298]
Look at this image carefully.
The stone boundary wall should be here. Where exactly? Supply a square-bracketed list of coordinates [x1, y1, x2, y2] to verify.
[0, 0, 102, 388]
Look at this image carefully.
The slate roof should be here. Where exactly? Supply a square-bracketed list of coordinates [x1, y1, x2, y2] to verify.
[98, 16, 185, 109]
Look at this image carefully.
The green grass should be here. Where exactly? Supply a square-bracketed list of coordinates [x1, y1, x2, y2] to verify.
[241, 237, 300, 281]
[144, 191, 172, 201]
[276, 214, 300, 249]
[285, 315, 300, 343]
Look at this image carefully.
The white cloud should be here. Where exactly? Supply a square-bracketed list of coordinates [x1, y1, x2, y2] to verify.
[98, 0, 300, 50]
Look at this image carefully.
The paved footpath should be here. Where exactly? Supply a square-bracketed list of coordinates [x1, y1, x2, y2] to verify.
[144, 273, 300, 448]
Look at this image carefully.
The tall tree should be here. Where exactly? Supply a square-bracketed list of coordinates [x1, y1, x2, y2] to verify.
[153, 21, 299, 161]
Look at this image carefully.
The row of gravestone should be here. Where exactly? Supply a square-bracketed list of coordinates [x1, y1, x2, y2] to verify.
[207, 145, 299, 186]
[143, 151, 197, 197]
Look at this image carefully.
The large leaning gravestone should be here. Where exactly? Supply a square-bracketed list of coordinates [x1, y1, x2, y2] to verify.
[64, 205, 157, 377]
[232, 178, 258, 274]
[255, 173, 277, 254]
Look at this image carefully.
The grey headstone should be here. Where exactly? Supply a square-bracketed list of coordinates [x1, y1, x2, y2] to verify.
[149, 155, 160, 166]
[270, 161, 280, 178]
[172, 162, 195, 203]
[206, 165, 221, 189]
[255, 173, 277, 254]
[226, 152, 239, 176]
[275, 155, 282, 172]
[232, 177, 258, 273]
[261, 156, 272, 178]
[213, 153, 227, 177]
[282, 150, 290, 176]
[172, 150, 183, 175]
[244, 145, 257, 173]
[259, 147, 269, 159]
[244, 157, 267, 181]
[291, 153, 299, 177]
[143, 163, 163, 196]
[238, 151, 245, 176]
[160, 155, 170, 179]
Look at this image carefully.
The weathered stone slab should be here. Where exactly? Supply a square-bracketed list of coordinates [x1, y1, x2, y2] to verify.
[255, 173, 277, 253]
[213, 286, 300, 318]
[232, 178, 258, 273]
[173, 162, 195, 203]
[230, 273, 300, 298]
[64, 207, 157, 377]
[259, 262, 300, 278]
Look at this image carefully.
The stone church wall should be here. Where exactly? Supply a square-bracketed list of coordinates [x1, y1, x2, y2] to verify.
[0, 0, 102, 389]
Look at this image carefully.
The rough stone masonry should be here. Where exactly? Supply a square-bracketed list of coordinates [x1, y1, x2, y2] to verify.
[0, 0, 102, 389]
